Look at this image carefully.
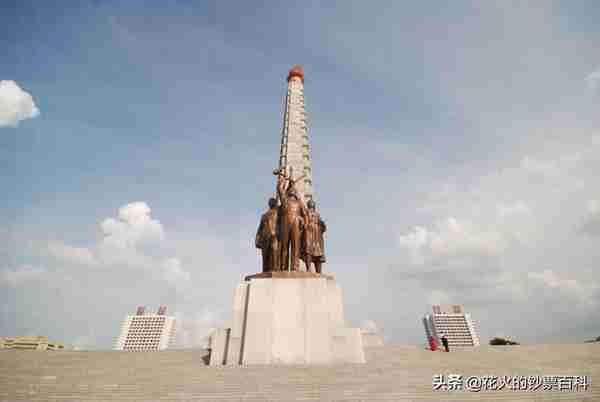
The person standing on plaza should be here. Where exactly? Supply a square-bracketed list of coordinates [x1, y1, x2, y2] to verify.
[428, 336, 438, 351]
[441, 335, 449, 352]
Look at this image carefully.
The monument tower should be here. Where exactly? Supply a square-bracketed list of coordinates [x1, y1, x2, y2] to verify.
[208, 66, 364, 366]
[278, 65, 313, 203]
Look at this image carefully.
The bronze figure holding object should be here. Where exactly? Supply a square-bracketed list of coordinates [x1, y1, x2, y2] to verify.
[255, 197, 280, 273]
[256, 166, 327, 274]
[302, 199, 326, 274]
[276, 171, 308, 272]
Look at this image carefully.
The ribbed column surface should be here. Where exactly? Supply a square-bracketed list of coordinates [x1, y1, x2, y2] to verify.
[279, 70, 313, 203]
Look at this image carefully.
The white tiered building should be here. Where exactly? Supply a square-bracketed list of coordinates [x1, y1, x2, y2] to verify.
[115, 306, 176, 351]
[423, 304, 480, 347]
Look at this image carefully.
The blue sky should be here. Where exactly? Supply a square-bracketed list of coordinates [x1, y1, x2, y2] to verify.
[2, 1, 600, 348]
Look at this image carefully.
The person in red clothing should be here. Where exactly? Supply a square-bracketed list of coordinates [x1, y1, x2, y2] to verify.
[428, 336, 438, 351]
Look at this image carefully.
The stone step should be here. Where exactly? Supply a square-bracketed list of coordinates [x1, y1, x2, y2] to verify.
[1, 344, 598, 401]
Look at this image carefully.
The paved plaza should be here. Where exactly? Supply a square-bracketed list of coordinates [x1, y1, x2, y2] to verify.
[1, 343, 597, 401]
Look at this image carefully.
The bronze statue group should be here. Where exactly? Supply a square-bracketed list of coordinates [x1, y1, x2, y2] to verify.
[255, 168, 326, 274]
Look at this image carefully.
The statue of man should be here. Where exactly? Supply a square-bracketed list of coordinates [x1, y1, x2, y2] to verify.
[302, 199, 327, 273]
[277, 172, 307, 271]
[255, 197, 280, 272]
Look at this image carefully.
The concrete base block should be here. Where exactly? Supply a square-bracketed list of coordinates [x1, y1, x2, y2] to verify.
[210, 276, 365, 365]
[362, 331, 384, 347]
[332, 328, 365, 364]
[208, 328, 229, 366]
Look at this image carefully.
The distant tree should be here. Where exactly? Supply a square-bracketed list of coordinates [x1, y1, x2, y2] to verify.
[489, 337, 520, 346]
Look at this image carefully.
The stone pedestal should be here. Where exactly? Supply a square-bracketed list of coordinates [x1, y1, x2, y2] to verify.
[209, 273, 365, 365]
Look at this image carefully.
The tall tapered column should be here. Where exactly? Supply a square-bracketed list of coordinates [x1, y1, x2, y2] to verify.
[279, 65, 313, 203]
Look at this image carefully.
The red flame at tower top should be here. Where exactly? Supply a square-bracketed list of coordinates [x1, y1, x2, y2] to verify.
[287, 65, 304, 83]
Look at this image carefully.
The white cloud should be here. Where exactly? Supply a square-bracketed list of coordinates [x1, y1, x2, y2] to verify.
[88, 201, 166, 269]
[50, 202, 181, 273]
[174, 310, 221, 349]
[528, 270, 580, 292]
[0, 80, 40, 127]
[162, 258, 191, 288]
[580, 199, 600, 236]
[361, 320, 380, 333]
[496, 201, 530, 219]
[71, 335, 97, 351]
[399, 218, 509, 266]
[50, 202, 198, 297]
[48, 242, 97, 266]
[520, 156, 560, 177]
[527, 269, 596, 305]
[588, 200, 600, 214]
[0, 265, 45, 287]
[100, 202, 164, 251]
[585, 68, 600, 92]
[398, 226, 428, 265]
[427, 289, 450, 306]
